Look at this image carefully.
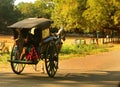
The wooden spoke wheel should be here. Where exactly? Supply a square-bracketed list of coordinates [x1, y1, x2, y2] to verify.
[10, 44, 25, 74]
[45, 41, 58, 77]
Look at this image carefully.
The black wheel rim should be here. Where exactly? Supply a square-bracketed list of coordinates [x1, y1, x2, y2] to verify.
[45, 41, 58, 77]
[10, 44, 25, 74]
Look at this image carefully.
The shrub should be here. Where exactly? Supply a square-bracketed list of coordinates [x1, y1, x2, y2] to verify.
[60, 43, 109, 55]
[0, 53, 10, 63]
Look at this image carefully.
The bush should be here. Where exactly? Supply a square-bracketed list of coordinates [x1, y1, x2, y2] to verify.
[60, 43, 109, 55]
[0, 53, 10, 63]
[60, 44, 75, 54]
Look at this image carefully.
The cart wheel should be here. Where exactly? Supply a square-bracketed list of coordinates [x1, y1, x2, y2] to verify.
[45, 41, 58, 77]
[10, 44, 25, 74]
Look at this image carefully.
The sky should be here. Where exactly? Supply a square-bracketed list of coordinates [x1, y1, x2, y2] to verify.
[14, 0, 35, 5]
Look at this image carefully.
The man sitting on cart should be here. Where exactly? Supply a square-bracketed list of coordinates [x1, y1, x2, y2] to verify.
[15, 28, 38, 62]
[18, 29, 33, 60]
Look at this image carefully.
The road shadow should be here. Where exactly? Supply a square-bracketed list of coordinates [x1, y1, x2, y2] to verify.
[56, 70, 120, 87]
[1, 70, 120, 87]
[57, 70, 120, 81]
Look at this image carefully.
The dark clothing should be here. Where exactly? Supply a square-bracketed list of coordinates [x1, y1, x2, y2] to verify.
[33, 29, 42, 47]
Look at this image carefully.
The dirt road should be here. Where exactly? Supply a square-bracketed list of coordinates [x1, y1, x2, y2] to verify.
[1, 35, 120, 87]
[1, 48, 120, 87]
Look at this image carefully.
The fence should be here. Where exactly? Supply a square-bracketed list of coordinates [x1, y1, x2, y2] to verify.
[75, 37, 120, 45]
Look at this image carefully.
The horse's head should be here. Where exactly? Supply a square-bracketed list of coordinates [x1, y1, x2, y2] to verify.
[61, 28, 66, 41]
[56, 27, 66, 41]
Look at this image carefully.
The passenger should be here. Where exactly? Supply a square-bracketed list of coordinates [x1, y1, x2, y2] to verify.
[19, 29, 33, 60]
[34, 28, 42, 47]
[20, 29, 39, 61]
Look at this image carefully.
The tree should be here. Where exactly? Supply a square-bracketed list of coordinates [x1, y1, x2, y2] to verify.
[16, 0, 53, 19]
[51, 0, 87, 32]
[82, 0, 120, 32]
[113, 0, 120, 29]
[0, 0, 19, 34]
[33, 0, 52, 18]
[7, 0, 120, 35]
[16, 2, 35, 19]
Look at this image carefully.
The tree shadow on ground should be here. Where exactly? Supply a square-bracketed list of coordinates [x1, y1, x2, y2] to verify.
[1, 70, 120, 87]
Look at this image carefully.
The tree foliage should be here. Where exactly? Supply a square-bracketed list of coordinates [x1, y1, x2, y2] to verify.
[0, 0, 21, 34]
[0, 0, 120, 34]
[51, 0, 87, 31]
[51, 0, 120, 33]
[113, 0, 120, 29]
[16, 0, 52, 19]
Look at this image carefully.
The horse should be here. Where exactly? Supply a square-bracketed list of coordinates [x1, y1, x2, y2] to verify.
[54, 27, 66, 53]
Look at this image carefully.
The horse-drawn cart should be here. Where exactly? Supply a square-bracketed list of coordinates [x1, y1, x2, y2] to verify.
[7, 18, 65, 77]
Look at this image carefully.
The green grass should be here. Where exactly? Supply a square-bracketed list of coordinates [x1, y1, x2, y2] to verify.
[60, 44, 109, 54]
[0, 43, 114, 62]
[59, 43, 110, 60]
[0, 53, 10, 63]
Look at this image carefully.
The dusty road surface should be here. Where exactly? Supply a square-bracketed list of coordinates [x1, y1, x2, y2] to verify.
[1, 49, 120, 87]
[1, 35, 120, 87]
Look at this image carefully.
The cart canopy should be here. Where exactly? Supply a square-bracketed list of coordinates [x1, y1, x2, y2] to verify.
[8, 18, 53, 29]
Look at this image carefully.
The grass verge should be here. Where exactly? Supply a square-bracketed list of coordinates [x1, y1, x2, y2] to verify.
[0, 43, 120, 63]
[59, 43, 119, 60]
